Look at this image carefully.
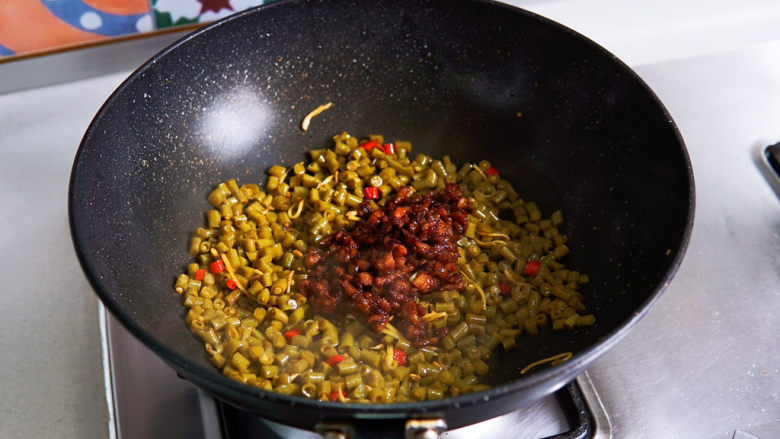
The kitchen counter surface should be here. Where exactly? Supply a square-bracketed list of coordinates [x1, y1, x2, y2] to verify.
[590, 42, 780, 439]
[0, 72, 125, 439]
[1, 2, 778, 438]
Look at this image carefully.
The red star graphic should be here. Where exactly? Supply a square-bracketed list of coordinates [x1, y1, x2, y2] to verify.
[198, 0, 234, 15]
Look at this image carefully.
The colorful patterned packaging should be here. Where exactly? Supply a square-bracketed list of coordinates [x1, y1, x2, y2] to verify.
[0, 0, 277, 59]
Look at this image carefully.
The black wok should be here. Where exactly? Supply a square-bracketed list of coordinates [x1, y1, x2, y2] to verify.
[69, 0, 694, 436]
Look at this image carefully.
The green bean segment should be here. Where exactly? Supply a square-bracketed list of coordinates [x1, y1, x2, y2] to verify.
[175, 132, 594, 403]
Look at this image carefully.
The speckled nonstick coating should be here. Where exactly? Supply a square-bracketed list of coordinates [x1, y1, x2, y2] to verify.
[69, 0, 694, 435]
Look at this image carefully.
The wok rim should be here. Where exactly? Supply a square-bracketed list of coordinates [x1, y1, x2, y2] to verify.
[68, 0, 695, 419]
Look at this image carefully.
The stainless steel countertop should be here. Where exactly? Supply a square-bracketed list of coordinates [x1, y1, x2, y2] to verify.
[587, 43, 780, 439]
[1, 3, 778, 438]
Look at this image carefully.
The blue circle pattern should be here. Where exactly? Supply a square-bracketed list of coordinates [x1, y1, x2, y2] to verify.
[40, 0, 149, 37]
[0, 44, 15, 56]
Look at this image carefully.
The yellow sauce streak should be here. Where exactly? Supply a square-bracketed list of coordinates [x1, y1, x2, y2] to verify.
[301, 102, 334, 131]
[285, 270, 294, 294]
[476, 230, 510, 240]
[336, 383, 348, 402]
[421, 311, 448, 322]
[471, 163, 488, 181]
[218, 252, 251, 299]
[316, 174, 333, 189]
[288, 199, 305, 219]
[471, 189, 495, 201]
[380, 323, 409, 343]
[503, 269, 533, 287]
[473, 238, 508, 248]
[278, 162, 301, 186]
[346, 210, 361, 222]
[386, 345, 395, 369]
[459, 270, 486, 310]
[520, 352, 573, 375]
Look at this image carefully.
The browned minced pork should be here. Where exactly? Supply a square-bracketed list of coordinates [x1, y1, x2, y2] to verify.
[300, 184, 471, 347]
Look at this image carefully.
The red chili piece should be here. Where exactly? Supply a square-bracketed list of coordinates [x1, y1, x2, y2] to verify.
[225, 279, 237, 290]
[363, 186, 379, 200]
[393, 349, 407, 366]
[283, 329, 301, 340]
[209, 259, 225, 274]
[359, 140, 381, 151]
[498, 282, 511, 295]
[329, 389, 346, 401]
[194, 269, 206, 281]
[485, 166, 500, 177]
[524, 260, 541, 276]
[326, 355, 345, 366]
[382, 143, 395, 155]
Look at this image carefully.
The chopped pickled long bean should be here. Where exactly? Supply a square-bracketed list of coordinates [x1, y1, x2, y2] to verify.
[174, 131, 594, 403]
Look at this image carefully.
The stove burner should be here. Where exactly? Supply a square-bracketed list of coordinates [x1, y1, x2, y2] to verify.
[218, 380, 600, 439]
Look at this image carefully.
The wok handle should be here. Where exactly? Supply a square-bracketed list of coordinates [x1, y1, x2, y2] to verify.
[316, 417, 447, 439]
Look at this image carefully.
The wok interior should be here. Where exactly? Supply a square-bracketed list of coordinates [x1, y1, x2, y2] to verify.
[72, 0, 690, 393]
